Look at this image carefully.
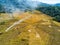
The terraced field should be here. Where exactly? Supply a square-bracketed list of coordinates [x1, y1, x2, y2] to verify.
[0, 11, 60, 45]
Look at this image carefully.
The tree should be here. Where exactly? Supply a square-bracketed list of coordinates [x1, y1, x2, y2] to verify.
[0, 4, 5, 13]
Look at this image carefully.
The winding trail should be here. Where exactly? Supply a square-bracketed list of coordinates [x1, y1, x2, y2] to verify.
[5, 15, 32, 32]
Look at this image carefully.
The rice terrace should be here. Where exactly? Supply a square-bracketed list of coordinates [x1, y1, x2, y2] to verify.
[0, 0, 60, 45]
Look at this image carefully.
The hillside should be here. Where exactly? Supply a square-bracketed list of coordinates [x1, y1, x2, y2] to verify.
[0, 11, 60, 45]
[36, 6, 60, 22]
[0, 0, 40, 12]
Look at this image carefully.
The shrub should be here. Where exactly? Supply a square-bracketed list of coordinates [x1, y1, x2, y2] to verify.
[0, 21, 5, 25]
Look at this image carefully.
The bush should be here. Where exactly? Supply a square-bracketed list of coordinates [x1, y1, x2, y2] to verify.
[0, 21, 5, 25]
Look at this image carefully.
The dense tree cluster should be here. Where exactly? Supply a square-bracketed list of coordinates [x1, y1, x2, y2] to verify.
[0, 4, 5, 13]
[36, 6, 60, 22]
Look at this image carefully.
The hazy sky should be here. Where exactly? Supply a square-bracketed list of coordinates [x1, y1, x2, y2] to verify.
[32, 0, 60, 4]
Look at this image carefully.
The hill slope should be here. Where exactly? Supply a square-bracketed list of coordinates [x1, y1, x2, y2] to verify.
[36, 6, 60, 22]
[0, 11, 60, 45]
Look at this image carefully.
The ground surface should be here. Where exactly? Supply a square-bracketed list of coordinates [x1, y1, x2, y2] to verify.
[0, 11, 60, 45]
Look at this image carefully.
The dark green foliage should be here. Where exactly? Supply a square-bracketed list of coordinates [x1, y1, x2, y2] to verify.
[0, 4, 5, 13]
[36, 6, 60, 22]
[0, 21, 5, 25]
[0, 32, 3, 35]
[53, 15, 60, 22]
[21, 39, 29, 42]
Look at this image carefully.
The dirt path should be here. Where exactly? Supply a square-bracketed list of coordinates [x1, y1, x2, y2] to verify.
[5, 15, 32, 32]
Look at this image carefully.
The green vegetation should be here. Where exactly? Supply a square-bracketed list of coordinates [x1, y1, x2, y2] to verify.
[36, 6, 60, 22]
[0, 4, 5, 13]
